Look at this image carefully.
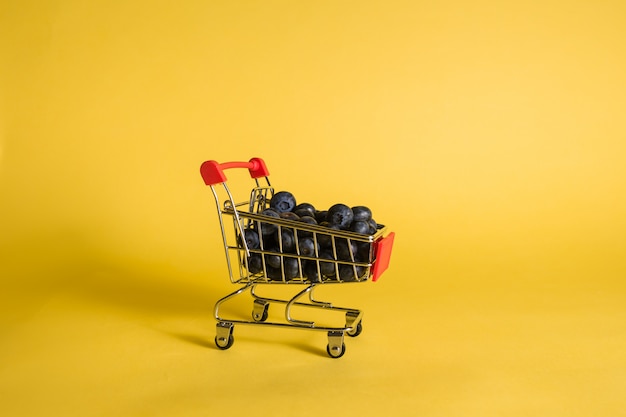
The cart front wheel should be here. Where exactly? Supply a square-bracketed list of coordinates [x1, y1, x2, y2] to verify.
[215, 322, 235, 350]
[326, 343, 346, 359]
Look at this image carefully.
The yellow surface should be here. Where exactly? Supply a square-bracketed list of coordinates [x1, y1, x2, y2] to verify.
[1, 1, 626, 415]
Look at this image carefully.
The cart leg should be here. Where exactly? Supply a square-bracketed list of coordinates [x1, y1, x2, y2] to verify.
[214, 283, 254, 321]
[308, 285, 332, 307]
[345, 310, 363, 337]
[215, 322, 234, 350]
[285, 285, 315, 327]
[326, 331, 346, 358]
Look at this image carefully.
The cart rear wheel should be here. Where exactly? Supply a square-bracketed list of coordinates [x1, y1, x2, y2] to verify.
[346, 322, 362, 337]
[252, 302, 270, 322]
[326, 342, 346, 359]
[215, 334, 234, 350]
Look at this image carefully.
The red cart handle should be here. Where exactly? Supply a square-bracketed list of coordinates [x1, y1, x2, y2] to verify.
[200, 157, 270, 185]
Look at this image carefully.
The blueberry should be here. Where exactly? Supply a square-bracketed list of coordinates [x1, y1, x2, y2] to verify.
[266, 266, 284, 281]
[294, 208, 313, 218]
[317, 222, 341, 248]
[294, 203, 316, 217]
[335, 239, 359, 261]
[327, 204, 354, 230]
[339, 264, 366, 282]
[270, 191, 296, 213]
[258, 209, 280, 235]
[244, 254, 263, 274]
[261, 208, 280, 217]
[257, 231, 275, 250]
[298, 215, 317, 225]
[282, 256, 301, 279]
[265, 249, 282, 269]
[297, 237, 318, 257]
[319, 250, 337, 277]
[350, 220, 370, 235]
[279, 212, 300, 221]
[296, 215, 317, 238]
[368, 218, 378, 234]
[303, 261, 321, 283]
[275, 228, 295, 252]
[239, 228, 260, 249]
[355, 242, 371, 262]
[314, 210, 328, 223]
[352, 206, 372, 222]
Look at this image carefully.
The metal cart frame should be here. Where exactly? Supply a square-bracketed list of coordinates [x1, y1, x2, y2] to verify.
[200, 158, 395, 358]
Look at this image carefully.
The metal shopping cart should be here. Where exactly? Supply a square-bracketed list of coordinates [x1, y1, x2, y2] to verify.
[200, 158, 395, 358]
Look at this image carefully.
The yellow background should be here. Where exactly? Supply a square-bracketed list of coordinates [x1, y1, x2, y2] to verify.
[1, 0, 625, 415]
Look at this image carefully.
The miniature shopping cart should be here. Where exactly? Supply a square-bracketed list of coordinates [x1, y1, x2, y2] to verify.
[200, 158, 395, 358]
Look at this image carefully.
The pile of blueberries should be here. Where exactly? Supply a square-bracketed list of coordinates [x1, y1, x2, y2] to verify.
[240, 191, 380, 282]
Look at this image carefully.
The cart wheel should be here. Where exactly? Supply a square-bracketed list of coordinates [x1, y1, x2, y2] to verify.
[346, 322, 362, 337]
[215, 334, 234, 350]
[326, 343, 346, 359]
[215, 322, 234, 350]
[252, 301, 270, 322]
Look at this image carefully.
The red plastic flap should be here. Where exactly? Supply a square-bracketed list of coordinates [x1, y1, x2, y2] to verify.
[371, 232, 395, 282]
[200, 158, 269, 185]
